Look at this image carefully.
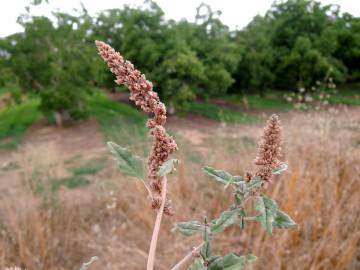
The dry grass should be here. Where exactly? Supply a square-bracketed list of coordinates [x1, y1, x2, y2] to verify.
[0, 108, 359, 270]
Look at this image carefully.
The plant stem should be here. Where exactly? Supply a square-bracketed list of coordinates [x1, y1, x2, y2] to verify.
[170, 242, 205, 270]
[244, 216, 257, 221]
[146, 176, 168, 270]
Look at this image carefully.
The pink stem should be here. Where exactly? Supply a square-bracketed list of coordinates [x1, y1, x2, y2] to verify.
[146, 176, 168, 270]
[170, 242, 204, 270]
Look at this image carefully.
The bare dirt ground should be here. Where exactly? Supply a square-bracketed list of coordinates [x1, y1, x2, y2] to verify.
[24, 118, 106, 157]
[0, 106, 360, 270]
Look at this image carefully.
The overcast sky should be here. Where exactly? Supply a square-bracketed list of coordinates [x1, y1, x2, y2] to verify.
[1, 0, 359, 37]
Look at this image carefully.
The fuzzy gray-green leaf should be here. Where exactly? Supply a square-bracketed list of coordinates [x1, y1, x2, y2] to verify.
[203, 166, 233, 184]
[158, 158, 178, 176]
[272, 163, 288, 175]
[255, 196, 278, 234]
[80, 256, 98, 270]
[107, 142, 144, 179]
[211, 207, 237, 233]
[246, 176, 263, 189]
[188, 259, 206, 270]
[175, 220, 202, 236]
[273, 210, 297, 229]
[208, 254, 257, 270]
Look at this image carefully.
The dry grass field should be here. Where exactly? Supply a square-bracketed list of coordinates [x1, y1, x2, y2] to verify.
[0, 108, 359, 270]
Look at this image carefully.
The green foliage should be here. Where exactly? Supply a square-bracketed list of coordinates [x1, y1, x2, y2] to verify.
[188, 259, 207, 270]
[207, 254, 257, 270]
[69, 158, 107, 176]
[211, 207, 237, 233]
[202, 166, 236, 185]
[175, 220, 203, 236]
[86, 91, 147, 152]
[51, 175, 90, 191]
[80, 256, 98, 270]
[0, 99, 39, 150]
[1, 8, 102, 122]
[232, 0, 358, 94]
[254, 195, 279, 234]
[272, 163, 289, 175]
[157, 159, 178, 177]
[176, 164, 295, 268]
[273, 210, 297, 229]
[188, 102, 260, 124]
[225, 94, 294, 111]
[0, 0, 359, 113]
[107, 141, 144, 179]
[203, 166, 262, 193]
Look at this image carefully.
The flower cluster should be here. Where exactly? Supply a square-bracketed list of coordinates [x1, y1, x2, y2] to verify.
[247, 114, 283, 183]
[96, 41, 177, 215]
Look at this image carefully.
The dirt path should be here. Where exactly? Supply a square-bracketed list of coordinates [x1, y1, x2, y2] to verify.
[23, 118, 106, 157]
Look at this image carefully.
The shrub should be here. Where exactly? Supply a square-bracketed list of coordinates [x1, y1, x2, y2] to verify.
[95, 41, 297, 269]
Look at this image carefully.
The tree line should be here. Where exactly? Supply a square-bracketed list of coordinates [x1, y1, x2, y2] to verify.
[0, 0, 359, 119]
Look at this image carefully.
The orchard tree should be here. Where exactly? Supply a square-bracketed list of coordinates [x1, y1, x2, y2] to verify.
[1, 6, 102, 125]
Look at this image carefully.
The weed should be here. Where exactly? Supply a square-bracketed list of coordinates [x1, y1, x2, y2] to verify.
[96, 41, 296, 270]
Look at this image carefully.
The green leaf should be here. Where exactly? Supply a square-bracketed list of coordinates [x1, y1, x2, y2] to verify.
[203, 166, 233, 184]
[107, 142, 144, 179]
[209, 254, 257, 270]
[236, 176, 262, 194]
[157, 158, 178, 176]
[188, 259, 206, 270]
[201, 218, 212, 259]
[208, 255, 221, 264]
[201, 241, 212, 260]
[254, 195, 278, 234]
[234, 192, 244, 206]
[175, 220, 203, 236]
[273, 210, 297, 229]
[246, 176, 263, 189]
[272, 163, 288, 175]
[203, 167, 245, 190]
[211, 207, 237, 233]
[80, 256, 98, 270]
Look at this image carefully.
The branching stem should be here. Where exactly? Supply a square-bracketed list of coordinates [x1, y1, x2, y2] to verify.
[146, 176, 168, 270]
[170, 242, 205, 270]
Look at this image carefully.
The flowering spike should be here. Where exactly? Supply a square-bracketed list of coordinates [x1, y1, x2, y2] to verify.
[254, 114, 283, 182]
[96, 41, 177, 215]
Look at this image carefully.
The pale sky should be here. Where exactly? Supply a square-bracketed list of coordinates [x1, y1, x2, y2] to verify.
[0, 0, 359, 37]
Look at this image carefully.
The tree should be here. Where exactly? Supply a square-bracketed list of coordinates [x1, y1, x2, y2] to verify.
[1, 8, 101, 125]
[232, 15, 274, 95]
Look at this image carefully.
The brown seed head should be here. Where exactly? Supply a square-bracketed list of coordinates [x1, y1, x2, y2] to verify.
[254, 114, 283, 183]
[96, 41, 177, 215]
[254, 114, 282, 168]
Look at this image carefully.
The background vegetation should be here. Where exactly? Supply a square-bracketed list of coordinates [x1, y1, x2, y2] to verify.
[0, 0, 359, 118]
[0, 0, 359, 269]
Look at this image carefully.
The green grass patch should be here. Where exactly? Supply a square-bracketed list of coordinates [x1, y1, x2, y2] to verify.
[0, 161, 20, 172]
[0, 99, 39, 150]
[87, 91, 148, 155]
[225, 94, 293, 111]
[69, 158, 107, 176]
[326, 87, 360, 106]
[51, 175, 90, 191]
[188, 102, 260, 124]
